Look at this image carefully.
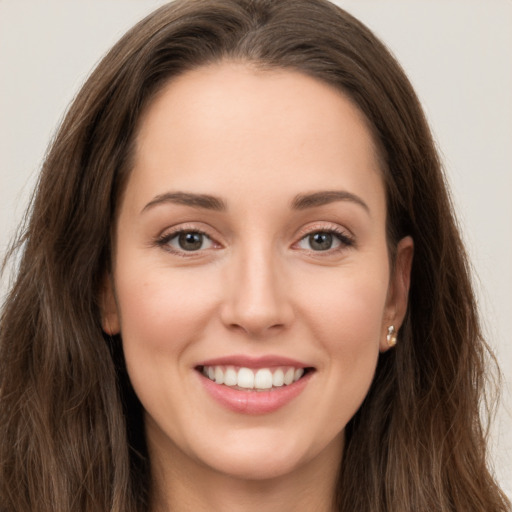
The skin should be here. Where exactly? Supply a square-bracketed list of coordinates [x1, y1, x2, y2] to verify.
[101, 62, 413, 512]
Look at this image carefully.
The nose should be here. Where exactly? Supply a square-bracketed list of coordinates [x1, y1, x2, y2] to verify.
[219, 245, 294, 338]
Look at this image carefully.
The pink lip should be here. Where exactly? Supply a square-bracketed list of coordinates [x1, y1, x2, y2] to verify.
[196, 354, 310, 369]
[195, 355, 314, 414]
[196, 370, 313, 416]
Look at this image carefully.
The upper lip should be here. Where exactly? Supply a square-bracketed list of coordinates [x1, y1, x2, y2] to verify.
[196, 354, 312, 369]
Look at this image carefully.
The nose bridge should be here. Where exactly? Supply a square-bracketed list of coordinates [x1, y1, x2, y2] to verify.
[221, 237, 292, 336]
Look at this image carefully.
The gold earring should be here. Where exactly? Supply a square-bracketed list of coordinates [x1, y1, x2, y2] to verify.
[386, 325, 397, 348]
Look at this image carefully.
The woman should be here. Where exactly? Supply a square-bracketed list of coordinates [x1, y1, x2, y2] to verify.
[0, 0, 509, 511]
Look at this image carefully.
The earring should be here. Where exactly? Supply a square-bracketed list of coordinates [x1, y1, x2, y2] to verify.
[386, 325, 397, 348]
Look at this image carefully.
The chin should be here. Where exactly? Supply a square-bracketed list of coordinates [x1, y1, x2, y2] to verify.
[200, 446, 309, 481]
[186, 426, 343, 482]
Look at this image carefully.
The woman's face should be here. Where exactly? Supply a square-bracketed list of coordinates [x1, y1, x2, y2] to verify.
[102, 62, 412, 482]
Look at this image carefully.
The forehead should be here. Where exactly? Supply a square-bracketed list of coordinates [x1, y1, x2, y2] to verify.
[127, 62, 384, 215]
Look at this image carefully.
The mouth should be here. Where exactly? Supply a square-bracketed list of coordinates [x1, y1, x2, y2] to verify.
[195, 356, 315, 414]
[195, 355, 316, 413]
[196, 364, 315, 392]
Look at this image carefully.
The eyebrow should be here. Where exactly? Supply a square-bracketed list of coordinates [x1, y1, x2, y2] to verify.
[141, 192, 227, 213]
[291, 190, 370, 213]
[141, 189, 369, 214]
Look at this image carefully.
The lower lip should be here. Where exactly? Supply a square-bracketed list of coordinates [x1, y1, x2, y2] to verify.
[198, 371, 312, 415]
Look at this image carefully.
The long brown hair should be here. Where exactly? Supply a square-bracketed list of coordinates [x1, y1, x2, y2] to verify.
[1, 1, 509, 510]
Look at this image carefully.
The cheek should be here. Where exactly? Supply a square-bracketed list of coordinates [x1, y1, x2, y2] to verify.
[297, 265, 388, 399]
[113, 262, 224, 431]
[114, 263, 220, 366]
[300, 266, 388, 347]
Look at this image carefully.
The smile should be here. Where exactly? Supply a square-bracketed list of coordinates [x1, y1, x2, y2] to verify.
[195, 357, 315, 414]
[200, 365, 306, 391]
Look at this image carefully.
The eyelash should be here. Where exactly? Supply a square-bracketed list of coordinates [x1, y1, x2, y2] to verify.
[155, 227, 216, 257]
[294, 225, 355, 253]
[154, 225, 355, 257]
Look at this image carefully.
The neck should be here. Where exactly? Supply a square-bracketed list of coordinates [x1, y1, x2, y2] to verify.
[149, 433, 343, 512]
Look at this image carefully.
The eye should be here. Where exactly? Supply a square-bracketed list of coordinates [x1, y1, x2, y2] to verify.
[164, 230, 214, 252]
[296, 230, 353, 252]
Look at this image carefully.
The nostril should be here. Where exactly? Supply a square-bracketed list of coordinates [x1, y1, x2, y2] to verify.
[225, 320, 287, 338]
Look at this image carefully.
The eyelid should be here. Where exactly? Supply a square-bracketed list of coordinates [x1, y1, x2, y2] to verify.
[168, 230, 214, 251]
[153, 221, 354, 256]
[292, 222, 355, 251]
[154, 223, 223, 256]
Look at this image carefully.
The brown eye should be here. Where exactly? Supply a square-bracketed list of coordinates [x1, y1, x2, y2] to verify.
[308, 232, 334, 251]
[166, 231, 213, 252]
[178, 232, 203, 251]
[296, 229, 353, 253]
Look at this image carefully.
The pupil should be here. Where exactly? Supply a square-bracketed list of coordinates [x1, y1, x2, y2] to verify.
[310, 232, 332, 251]
[178, 232, 203, 251]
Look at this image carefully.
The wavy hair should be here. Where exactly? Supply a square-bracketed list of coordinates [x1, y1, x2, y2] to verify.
[1, 0, 509, 510]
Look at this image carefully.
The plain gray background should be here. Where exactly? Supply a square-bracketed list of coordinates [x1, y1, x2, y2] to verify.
[0, 0, 510, 495]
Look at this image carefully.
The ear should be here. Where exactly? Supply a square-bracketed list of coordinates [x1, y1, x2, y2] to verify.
[380, 236, 414, 352]
[99, 273, 120, 335]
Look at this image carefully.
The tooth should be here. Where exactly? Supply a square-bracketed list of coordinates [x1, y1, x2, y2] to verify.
[254, 369, 273, 389]
[214, 366, 224, 384]
[224, 366, 237, 386]
[204, 365, 306, 389]
[237, 367, 255, 388]
[272, 368, 284, 387]
[294, 368, 304, 382]
[283, 368, 295, 385]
